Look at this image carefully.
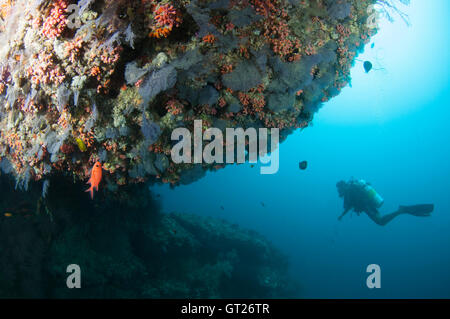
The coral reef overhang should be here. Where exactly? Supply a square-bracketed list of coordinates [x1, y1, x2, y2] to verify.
[0, 0, 377, 190]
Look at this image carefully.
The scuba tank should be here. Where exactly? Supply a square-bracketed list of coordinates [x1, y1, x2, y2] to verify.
[358, 179, 384, 208]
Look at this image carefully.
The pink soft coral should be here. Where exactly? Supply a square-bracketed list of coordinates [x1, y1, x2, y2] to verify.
[42, 0, 68, 39]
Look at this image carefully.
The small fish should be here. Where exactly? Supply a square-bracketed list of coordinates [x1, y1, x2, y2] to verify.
[250, 164, 255, 168]
[4, 213, 12, 217]
[260, 202, 265, 207]
[363, 61, 373, 73]
[75, 137, 87, 152]
[299, 160, 308, 170]
[220, 205, 224, 210]
[86, 161, 102, 199]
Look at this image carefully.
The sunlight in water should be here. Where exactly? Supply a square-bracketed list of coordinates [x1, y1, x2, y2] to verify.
[317, 0, 450, 125]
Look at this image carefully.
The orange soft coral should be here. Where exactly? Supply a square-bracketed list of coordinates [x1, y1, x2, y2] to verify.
[149, 3, 182, 38]
[149, 26, 172, 38]
[202, 34, 216, 44]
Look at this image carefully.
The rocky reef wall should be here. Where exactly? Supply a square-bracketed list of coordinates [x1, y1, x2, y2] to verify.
[0, 174, 295, 298]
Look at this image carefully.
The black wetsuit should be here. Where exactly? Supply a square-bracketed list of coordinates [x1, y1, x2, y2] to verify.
[342, 181, 369, 215]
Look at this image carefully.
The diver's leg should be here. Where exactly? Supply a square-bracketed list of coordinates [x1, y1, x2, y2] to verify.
[375, 211, 404, 226]
[366, 205, 434, 226]
[365, 209, 384, 226]
[365, 208, 402, 226]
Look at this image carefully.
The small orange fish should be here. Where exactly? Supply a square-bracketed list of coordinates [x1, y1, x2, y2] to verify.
[86, 161, 102, 199]
[4, 213, 12, 217]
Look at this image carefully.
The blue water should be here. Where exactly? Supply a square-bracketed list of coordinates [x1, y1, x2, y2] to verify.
[153, 0, 450, 298]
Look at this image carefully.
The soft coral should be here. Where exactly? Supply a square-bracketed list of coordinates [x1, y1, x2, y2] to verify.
[42, 0, 68, 39]
[149, 3, 182, 38]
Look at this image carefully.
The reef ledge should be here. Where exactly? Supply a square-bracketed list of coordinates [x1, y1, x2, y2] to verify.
[0, 0, 377, 192]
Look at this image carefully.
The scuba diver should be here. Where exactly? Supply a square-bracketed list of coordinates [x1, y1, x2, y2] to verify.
[336, 178, 434, 226]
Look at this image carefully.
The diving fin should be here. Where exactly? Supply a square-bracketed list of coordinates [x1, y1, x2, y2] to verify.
[399, 204, 434, 217]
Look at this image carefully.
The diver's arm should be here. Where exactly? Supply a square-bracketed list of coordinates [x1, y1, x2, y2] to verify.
[338, 208, 351, 221]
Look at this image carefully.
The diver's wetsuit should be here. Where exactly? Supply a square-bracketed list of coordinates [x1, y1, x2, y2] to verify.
[337, 180, 434, 226]
[364, 207, 405, 226]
